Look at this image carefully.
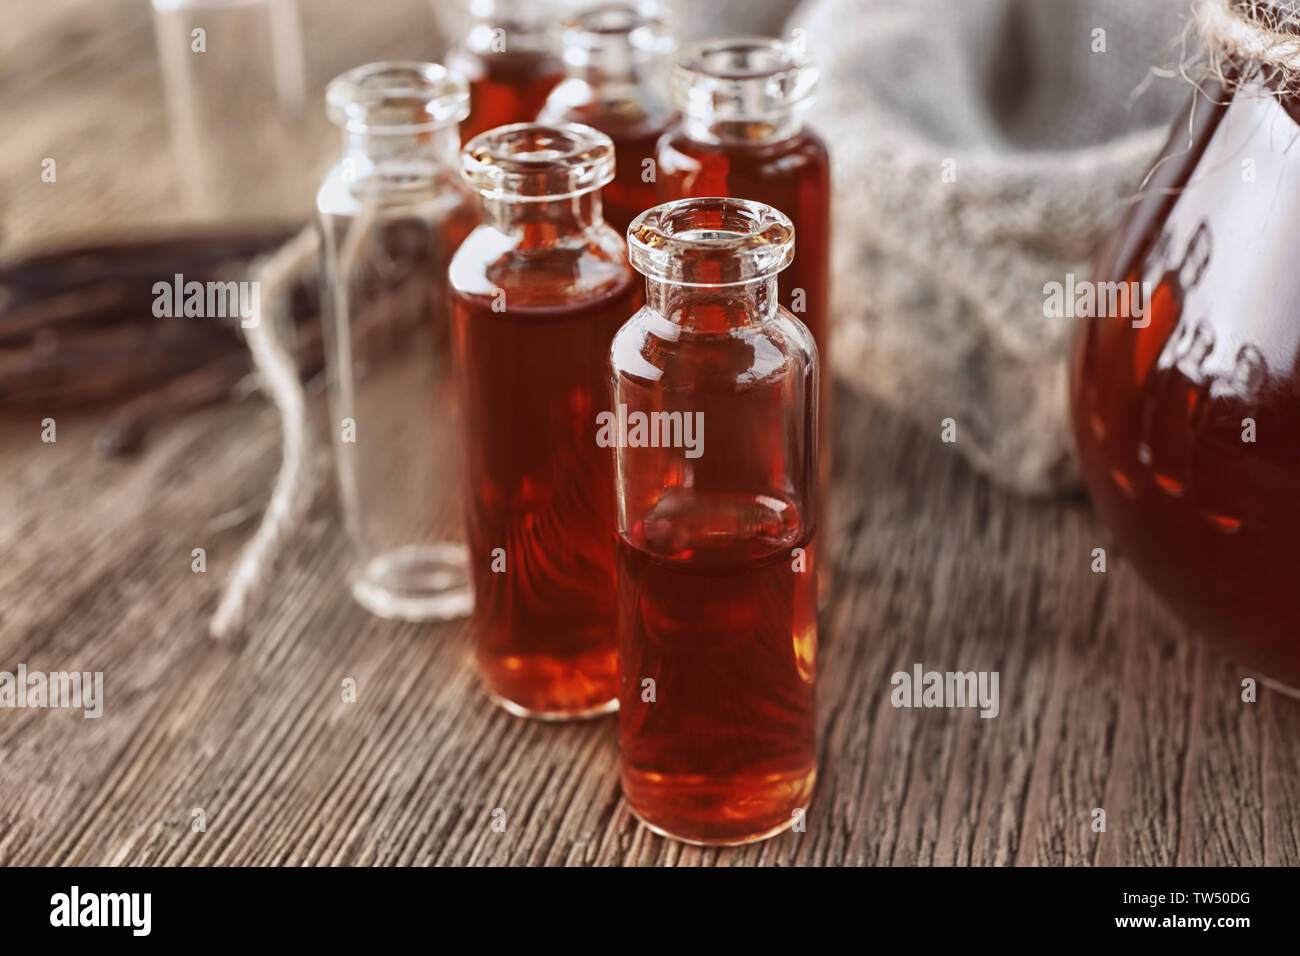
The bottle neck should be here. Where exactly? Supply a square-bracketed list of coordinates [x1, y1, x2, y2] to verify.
[340, 125, 461, 187]
[566, 24, 667, 87]
[465, 21, 553, 56]
[645, 276, 780, 331]
[481, 189, 606, 247]
[571, 55, 658, 92]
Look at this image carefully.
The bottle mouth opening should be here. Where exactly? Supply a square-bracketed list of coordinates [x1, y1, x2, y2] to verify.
[461, 122, 616, 200]
[671, 36, 818, 118]
[561, 0, 674, 62]
[686, 37, 797, 79]
[326, 61, 469, 134]
[465, 0, 553, 29]
[628, 197, 795, 286]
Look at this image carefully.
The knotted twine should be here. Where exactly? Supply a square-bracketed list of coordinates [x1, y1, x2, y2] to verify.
[1194, 0, 1300, 86]
[209, 225, 321, 638]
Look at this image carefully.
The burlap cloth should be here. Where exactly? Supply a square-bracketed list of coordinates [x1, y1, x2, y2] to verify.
[794, 0, 1195, 492]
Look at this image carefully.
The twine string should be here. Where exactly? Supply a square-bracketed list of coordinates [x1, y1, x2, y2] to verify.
[209, 225, 320, 639]
[1196, 0, 1300, 78]
[210, 194, 384, 639]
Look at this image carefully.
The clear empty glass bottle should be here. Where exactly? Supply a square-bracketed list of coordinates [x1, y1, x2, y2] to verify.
[445, 0, 565, 143]
[613, 197, 819, 844]
[450, 123, 643, 719]
[317, 62, 480, 621]
[538, 0, 678, 235]
[153, 0, 309, 222]
[656, 37, 832, 600]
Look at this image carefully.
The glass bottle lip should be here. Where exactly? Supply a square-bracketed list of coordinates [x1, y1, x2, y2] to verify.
[461, 122, 615, 201]
[670, 36, 818, 121]
[466, 0, 555, 29]
[559, 0, 675, 67]
[326, 61, 469, 134]
[456, 0, 560, 55]
[628, 197, 795, 287]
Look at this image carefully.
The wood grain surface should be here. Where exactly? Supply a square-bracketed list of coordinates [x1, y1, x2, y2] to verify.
[3, 379, 1299, 866]
[3, 0, 1299, 867]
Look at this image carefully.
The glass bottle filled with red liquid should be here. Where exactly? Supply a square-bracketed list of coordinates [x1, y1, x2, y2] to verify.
[537, 0, 678, 235]
[445, 0, 565, 143]
[450, 123, 643, 718]
[1070, 38, 1300, 693]
[655, 37, 833, 598]
[613, 197, 818, 844]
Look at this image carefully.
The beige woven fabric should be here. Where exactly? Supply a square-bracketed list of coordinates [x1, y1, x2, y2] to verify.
[795, 0, 1195, 492]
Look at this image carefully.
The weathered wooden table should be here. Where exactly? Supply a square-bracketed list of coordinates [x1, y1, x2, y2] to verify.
[3, 0, 1299, 867]
[3, 378, 1299, 866]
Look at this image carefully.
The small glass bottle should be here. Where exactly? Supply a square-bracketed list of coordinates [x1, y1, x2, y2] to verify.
[317, 62, 481, 621]
[445, 0, 565, 143]
[613, 197, 818, 844]
[152, 0, 309, 222]
[450, 123, 643, 719]
[537, 0, 678, 235]
[656, 37, 832, 599]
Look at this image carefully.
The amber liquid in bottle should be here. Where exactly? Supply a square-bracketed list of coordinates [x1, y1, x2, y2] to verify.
[451, 124, 642, 717]
[450, 48, 565, 143]
[559, 108, 675, 236]
[615, 198, 818, 843]
[446, 0, 563, 144]
[618, 496, 817, 844]
[1071, 69, 1300, 689]
[454, 276, 641, 715]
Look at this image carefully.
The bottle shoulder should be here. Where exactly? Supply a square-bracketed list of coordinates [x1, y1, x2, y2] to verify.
[315, 165, 476, 219]
[771, 306, 820, 364]
[446, 40, 561, 78]
[541, 79, 677, 138]
[449, 223, 634, 303]
[659, 124, 829, 166]
[612, 305, 818, 385]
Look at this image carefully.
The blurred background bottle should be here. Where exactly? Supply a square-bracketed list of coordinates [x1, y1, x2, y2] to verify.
[443, 0, 564, 142]
[152, 0, 310, 224]
[538, 0, 677, 235]
[657, 37, 832, 600]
